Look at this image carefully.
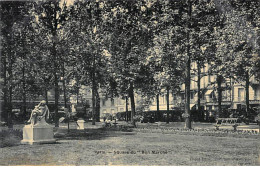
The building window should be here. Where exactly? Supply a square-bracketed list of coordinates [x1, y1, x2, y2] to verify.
[111, 99, 114, 106]
[111, 109, 115, 114]
[162, 96, 165, 104]
[190, 92, 194, 100]
[102, 99, 106, 106]
[173, 94, 177, 100]
[204, 76, 207, 87]
[181, 93, 185, 100]
[254, 88, 259, 100]
[207, 105, 212, 110]
[118, 99, 122, 105]
[86, 100, 90, 106]
[238, 88, 244, 101]
[210, 92, 213, 98]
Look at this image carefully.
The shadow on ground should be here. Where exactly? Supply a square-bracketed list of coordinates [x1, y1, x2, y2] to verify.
[54, 128, 136, 141]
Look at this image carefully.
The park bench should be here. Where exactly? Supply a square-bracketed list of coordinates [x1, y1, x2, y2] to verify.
[215, 118, 240, 131]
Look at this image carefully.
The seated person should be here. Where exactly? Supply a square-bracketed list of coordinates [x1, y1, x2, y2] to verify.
[27, 100, 49, 125]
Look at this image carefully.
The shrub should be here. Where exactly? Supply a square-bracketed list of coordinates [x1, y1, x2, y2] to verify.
[0, 129, 22, 148]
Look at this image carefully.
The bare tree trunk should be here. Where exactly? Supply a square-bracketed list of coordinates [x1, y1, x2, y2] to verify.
[96, 91, 100, 122]
[44, 85, 49, 124]
[53, 33, 59, 127]
[53, 42, 59, 127]
[185, 56, 191, 129]
[91, 47, 97, 125]
[44, 86, 48, 106]
[76, 87, 79, 104]
[8, 91, 13, 129]
[185, 0, 192, 129]
[92, 74, 96, 125]
[54, 71, 59, 127]
[7, 54, 13, 129]
[22, 64, 26, 120]
[166, 87, 170, 124]
[129, 81, 135, 125]
[21, 32, 27, 121]
[7, 38, 13, 129]
[245, 71, 250, 117]
[62, 63, 67, 109]
[156, 94, 160, 121]
[2, 55, 7, 122]
[125, 96, 128, 122]
[62, 62, 69, 131]
[217, 75, 223, 118]
[197, 61, 201, 121]
[230, 77, 233, 106]
[53, 4, 59, 128]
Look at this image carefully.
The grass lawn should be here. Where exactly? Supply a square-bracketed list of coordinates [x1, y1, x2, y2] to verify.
[0, 124, 259, 166]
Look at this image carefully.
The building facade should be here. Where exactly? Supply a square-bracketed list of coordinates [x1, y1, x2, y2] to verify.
[76, 62, 260, 120]
[171, 63, 260, 113]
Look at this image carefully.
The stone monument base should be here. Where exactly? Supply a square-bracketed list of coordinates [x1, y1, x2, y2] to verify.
[21, 124, 56, 145]
[77, 119, 85, 130]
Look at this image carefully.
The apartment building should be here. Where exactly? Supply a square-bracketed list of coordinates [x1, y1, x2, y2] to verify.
[73, 62, 260, 120]
[73, 85, 176, 119]
[171, 63, 260, 112]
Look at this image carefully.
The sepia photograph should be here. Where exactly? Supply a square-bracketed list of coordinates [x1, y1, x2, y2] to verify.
[0, 0, 259, 166]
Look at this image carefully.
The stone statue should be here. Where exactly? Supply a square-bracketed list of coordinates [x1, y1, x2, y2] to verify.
[21, 100, 56, 145]
[27, 100, 50, 125]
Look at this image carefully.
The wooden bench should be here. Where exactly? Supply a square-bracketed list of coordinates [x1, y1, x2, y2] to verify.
[215, 118, 240, 131]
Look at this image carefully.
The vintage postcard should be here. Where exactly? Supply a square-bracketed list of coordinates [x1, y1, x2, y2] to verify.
[0, 0, 259, 166]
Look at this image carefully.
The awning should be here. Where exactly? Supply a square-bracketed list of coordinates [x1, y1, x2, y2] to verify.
[190, 104, 196, 109]
[205, 89, 213, 95]
[193, 93, 198, 99]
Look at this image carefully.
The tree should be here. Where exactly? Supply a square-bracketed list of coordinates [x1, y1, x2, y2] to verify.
[156, 0, 219, 126]
[69, 0, 110, 124]
[205, 0, 234, 118]
[188, 0, 217, 120]
[105, 0, 156, 125]
[11, 3, 37, 120]
[142, 0, 184, 123]
[213, 0, 259, 117]
[0, 0, 30, 128]
[33, 0, 69, 127]
[227, 0, 259, 116]
[150, 31, 185, 123]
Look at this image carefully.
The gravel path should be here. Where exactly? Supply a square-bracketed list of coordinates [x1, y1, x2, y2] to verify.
[0, 126, 259, 166]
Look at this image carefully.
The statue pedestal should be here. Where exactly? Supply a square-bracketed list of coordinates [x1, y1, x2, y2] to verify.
[21, 124, 56, 145]
[77, 119, 85, 130]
